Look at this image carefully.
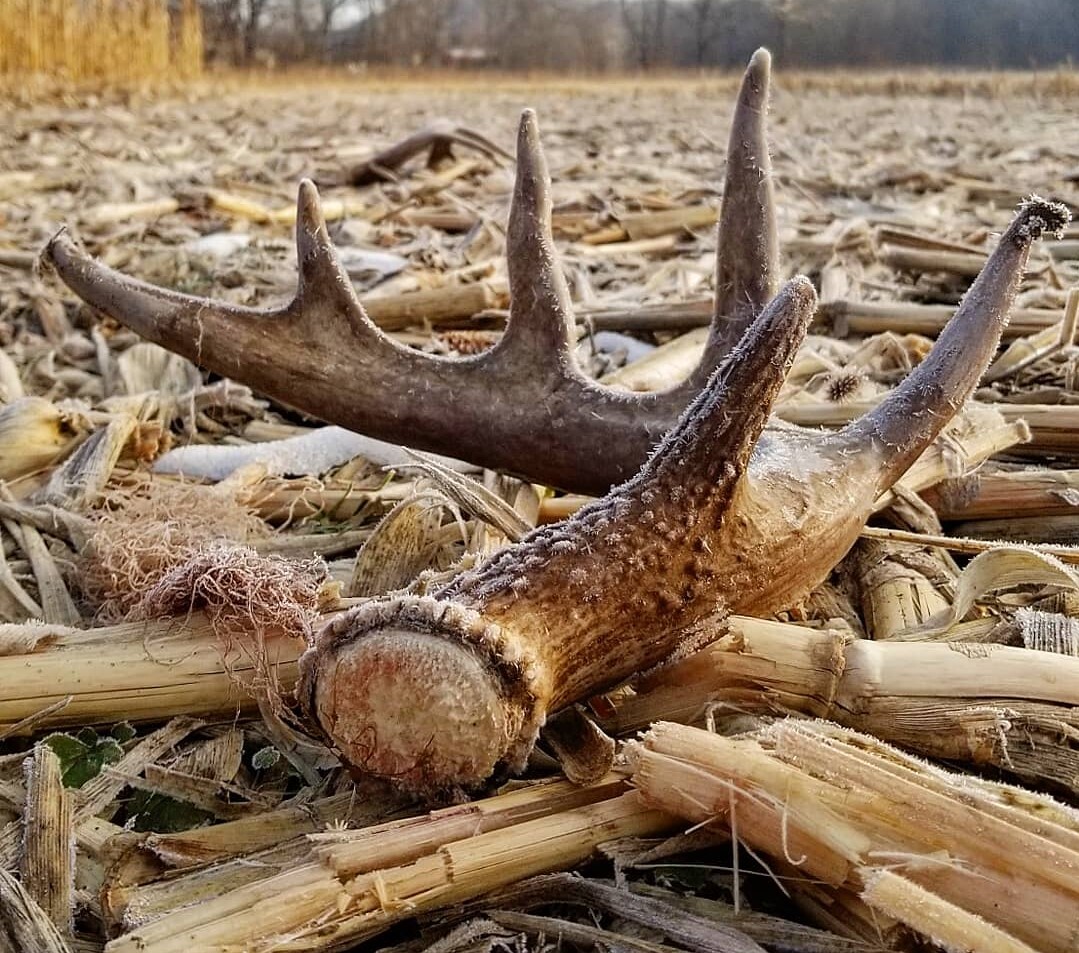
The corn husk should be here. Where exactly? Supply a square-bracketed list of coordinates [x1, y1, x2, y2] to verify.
[19, 745, 74, 940]
[0, 398, 82, 482]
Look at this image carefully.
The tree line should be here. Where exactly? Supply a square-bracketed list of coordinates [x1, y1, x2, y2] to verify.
[196, 0, 1079, 71]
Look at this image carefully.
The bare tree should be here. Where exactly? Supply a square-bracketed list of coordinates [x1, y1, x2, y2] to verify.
[202, 0, 1079, 72]
[199, 0, 272, 64]
[317, 0, 353, 48]
[620, 0, 669, 69]
[378, 0, 454, 65]
[287, 0, 311, 60]
[242, 0, 271, 64]
[680, 0, 723, 66]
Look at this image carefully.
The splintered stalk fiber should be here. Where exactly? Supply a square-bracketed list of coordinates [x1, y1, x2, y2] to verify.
[19, 745, 73, 940]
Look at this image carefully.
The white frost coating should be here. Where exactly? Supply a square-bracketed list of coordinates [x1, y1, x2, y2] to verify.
[589, 332, 656, 364]
[750, 433, 835, 480]
[154, 425, 475, 480]
[183, 233, 252, 258]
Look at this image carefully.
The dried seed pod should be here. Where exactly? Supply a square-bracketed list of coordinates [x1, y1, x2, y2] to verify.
[825, 368, 867, 403]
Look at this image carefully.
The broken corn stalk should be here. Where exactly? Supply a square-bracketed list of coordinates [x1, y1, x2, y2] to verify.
[104, 786, 673, 952]
[609, 615, 1079, 794]
[630, 720, 1079, 953]
[0, 617, 304, 732]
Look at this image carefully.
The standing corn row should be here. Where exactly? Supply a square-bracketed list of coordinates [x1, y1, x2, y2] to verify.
[0, 0, 202, 85]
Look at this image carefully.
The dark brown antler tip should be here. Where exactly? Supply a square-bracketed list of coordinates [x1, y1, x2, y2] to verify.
[41, 228, 76, 278]
[496, 107, 577, 361]
[688, 45, 779, 383]
[294, 178, 335, 272]
[841, 194, 1070, 490]
[519, 108, 540, 144]
[291, 179, 380, 338]
[783, 272, 816, 309]
[512, 109, 549, 220]
[296, 178, 322, 230]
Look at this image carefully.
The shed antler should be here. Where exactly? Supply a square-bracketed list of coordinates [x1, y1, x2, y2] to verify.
[345, 118, 516, 186]
[43, 49, 778, 496]
[298, 196, 1068, 792]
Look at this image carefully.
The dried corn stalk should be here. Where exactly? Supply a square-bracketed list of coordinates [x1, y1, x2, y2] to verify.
[608, 615, 1079, 793]
[630, 720, 1079, 953]
[104, 781, 673, 952]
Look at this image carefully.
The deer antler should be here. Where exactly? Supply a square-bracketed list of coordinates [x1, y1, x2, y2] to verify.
[345, 118, 516, 186]
[297, 197, 1069, 793]
[42, 50, 777, 495]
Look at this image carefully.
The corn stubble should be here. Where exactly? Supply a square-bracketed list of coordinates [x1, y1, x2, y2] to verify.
[103, 779, 674, 952]
[630, 721, 1079, 953]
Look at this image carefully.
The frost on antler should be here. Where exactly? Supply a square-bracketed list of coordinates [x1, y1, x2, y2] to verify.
[42, 50, 778, 496]
[295, 195, 1067, 794]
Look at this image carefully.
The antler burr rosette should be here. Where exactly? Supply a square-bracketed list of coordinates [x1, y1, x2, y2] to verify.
[43, 51, 1070, 793]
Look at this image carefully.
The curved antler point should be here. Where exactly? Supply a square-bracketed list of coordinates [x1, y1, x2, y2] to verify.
[742, 47, 772, 100]
[41, 228, 83, 277]
[787, 273, 817, 300]
[296, 178, 323, 225]
[516, 109, 542, 155]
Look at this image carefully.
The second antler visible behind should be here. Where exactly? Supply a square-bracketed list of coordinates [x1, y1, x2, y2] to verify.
[43, 50, 778, 495]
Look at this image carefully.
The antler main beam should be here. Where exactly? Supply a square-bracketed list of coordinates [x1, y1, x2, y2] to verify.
[43, 50, 778, 495]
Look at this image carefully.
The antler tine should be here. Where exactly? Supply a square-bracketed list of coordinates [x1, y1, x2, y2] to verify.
[492, 109, 578, 369]
[44, 183, 400, 378]
[43, 229, 293, 375]
[632, 273, 814, 494]
[293, 178, 398, 345]
[679, 47, 778, 394]
[839, 196, 1071, 492]
[453, 277, 819, 622]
